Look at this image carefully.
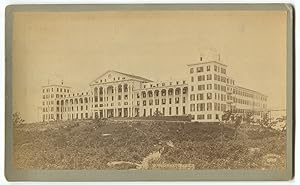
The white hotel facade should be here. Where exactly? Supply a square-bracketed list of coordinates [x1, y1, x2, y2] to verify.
[40, 52, 268, 122]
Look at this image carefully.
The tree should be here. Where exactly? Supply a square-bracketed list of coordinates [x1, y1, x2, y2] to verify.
[220, 110, 232, 144]
[153, 110, 163, 117]
[13, 112, 25, 128]
[233, 115, 243, 140]
[276, 115, 287, 132]
[222, 110, 233, 123]
[221, 110, 244, 140]
[258, 112, 270, 128]
[243, 112, 254, 124]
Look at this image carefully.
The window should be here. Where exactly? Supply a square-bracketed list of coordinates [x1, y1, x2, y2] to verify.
[149, 100, 153, 105]
[155, 99, 159, 105]
[198, 85, 205, 91]
[221, 68, 226, 74]
[197, 93, 204, 100]
[169, 98, 172, 104]
[191, 76, 194, 82]
[207, 74, 212, 80]
[207, 114, 212, 119]
[207, 65, 210, 71]
[214, 65, 218, 72]
[190, 104, 195, 112]
[197, 67, 203, 72]
[207, 103, 212, 111]
[214, 103, 220, 111]
[175, 97, 179, 104]
[198, 75, 205, 81]
[169, 107, 172, 115]
[191, 86, 194, 91]
[190, 94, 195, 101]
[207, 84, 212, 90]
[197, 114, 205, 120]
[162, 99, 166, 105]
[207, 93, 212, 100]
[190, 68, 194, 74]
[200, 103, 205, 111]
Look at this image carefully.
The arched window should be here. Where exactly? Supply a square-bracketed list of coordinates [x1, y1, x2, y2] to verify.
[175, 88, 181, 95]
[168, 88, 174, 96]
[118, 84, 122, 93]
[142, 91, 146, 98]
[154, 90, 159, 97]
[94, 87, 98, 95]
[94, 87, 98, 102]
[147, 90, 153, 97]
[99, 87, 103, 95]
[161, 89, 166, 96]
[124, 84, 128, 93]
[107, 86, 114, 94]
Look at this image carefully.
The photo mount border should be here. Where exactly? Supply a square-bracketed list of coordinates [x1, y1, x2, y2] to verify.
[4, 4, 295, 181]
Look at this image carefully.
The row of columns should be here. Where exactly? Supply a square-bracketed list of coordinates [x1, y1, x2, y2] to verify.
[92, 82, 134, 118]
[137, 86, 189, 116]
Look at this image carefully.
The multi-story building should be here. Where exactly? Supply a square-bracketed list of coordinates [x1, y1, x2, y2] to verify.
[40, 52, 268, 122]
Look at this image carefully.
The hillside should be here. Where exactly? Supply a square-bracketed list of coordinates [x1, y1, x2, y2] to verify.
[13, 119, 286, 170]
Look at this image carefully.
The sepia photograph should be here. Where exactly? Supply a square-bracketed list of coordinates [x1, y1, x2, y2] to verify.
[5, 4, 293, 181]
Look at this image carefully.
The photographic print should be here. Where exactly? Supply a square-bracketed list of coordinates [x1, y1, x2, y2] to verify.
[5, 4, 293, 181]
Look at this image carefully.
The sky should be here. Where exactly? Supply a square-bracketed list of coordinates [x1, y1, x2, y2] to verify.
[12, 10, 287, 122]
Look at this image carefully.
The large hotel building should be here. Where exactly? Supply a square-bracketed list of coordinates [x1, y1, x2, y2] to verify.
[40, 52, 268, 122]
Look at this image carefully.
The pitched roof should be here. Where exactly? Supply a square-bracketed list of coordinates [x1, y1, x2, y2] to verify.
[114, 70, 153, 83]
[90, 70, 152, 85]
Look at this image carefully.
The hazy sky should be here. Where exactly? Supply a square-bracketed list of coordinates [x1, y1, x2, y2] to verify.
[12, 10, 287, 122]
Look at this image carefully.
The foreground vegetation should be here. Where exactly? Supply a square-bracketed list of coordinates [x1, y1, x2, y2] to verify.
[13, 115, 286, 170]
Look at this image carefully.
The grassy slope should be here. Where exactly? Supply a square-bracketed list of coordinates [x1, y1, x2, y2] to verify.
[13, 119, 286, 170]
